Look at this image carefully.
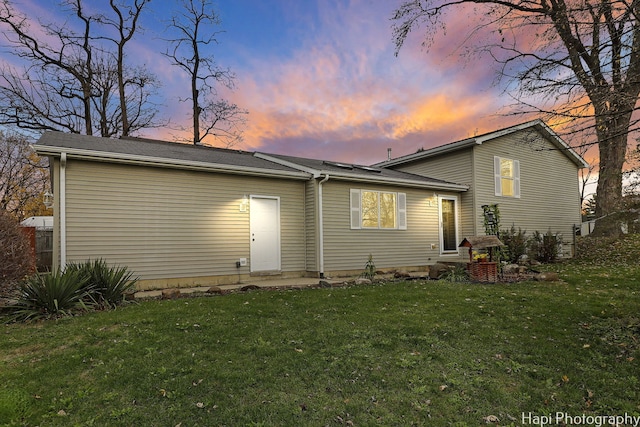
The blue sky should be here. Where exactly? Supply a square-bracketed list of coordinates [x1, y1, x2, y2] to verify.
[4, 0, 530, 165]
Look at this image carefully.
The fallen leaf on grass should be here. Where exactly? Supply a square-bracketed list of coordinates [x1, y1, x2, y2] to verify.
[483, 414, 499, 423]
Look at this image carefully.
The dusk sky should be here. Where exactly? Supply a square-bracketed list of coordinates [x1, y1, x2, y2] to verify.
[4, 0, 540, 165]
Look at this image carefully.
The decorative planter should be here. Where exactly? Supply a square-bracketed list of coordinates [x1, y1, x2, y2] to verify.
[467, 262, 498, 283]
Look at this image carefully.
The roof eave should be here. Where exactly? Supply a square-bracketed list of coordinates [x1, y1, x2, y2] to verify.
[529, 121, 590, 168]
[378, 119, 589, 169]
[326, 172, 469, 191]
[33, 145, 312, 180]
[254, 152, 320, 176]
[255, 153, 468, 191]
[376, 138, 478, 167]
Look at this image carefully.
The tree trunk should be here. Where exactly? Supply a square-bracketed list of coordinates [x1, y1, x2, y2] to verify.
[592, 118, 629, 237]
[118, 45, 129, 137]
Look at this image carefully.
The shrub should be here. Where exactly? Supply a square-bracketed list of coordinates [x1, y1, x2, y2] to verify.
[65, 259, 138, 308]
[438, 265, 469, 282]
[499, 226, 528, 263]
[7, 259, 137, 322]
[9, 270, 90, 321]
[528, 230, 560, 263]
[0, 210, 36, 297]
[361, 254, 376, 280]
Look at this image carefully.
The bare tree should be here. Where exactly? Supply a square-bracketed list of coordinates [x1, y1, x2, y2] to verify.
[393, 0, 640, 237]
[0, 0, 160, 137]
[0, 131, 50, 220]
[91, 55, 160, 138]
[163, 0, 247, 146]
[104, 0, 151, 137]
[0, 0, 98, 134]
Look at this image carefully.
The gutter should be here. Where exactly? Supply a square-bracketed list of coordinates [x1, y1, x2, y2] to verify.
[32, 145, 311, 180]
[317, 174, 330, 279]
[324, 173, 468, 192]
[60, 153, 67, 269]
[255, 152, 467, 192]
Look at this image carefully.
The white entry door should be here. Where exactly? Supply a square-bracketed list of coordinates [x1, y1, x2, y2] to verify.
[250, 196, 281, 272]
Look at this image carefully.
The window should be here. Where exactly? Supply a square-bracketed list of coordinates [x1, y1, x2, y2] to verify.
[440, 197, 458, 252]
[350, 189, 406, 230]
[494, 156, 520, 198]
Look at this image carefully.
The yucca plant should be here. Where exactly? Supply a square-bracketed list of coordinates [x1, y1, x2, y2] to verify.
[65, 259, 138, 308]
[438, 265, 470, 282]
[9, 270, 90, 321]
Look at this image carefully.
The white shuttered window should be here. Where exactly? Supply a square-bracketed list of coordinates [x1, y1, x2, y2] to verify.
[350, 189, 407, 230]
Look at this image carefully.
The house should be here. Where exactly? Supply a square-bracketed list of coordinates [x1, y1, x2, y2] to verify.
[33, 119, 586, 289]
[33, 132, 467, 290]
[376, 119, 588, 258]
[20, 216, 54, 230]
[20, 216, 54, 271]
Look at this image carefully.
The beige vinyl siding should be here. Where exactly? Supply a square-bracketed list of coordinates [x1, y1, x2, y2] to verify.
[390, 129, 582, 257]
[394, 149, 477, 239]
[473, 132, 581, 256]
[320, 180, 444, 272]
[62, 160, 306, 281]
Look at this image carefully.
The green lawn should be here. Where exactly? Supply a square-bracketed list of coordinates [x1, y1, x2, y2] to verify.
[1, 260, 639, 426]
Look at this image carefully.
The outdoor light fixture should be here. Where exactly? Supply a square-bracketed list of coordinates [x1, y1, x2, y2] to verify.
[485, 211, 495, 225]
[482, 205, 499, 235]
[43, 190, 54, 209]
[239, 194, 249, 212]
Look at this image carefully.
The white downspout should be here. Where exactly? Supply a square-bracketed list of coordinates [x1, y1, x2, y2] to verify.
[317, 174, 330, 279]
[60, 153, 67, 269]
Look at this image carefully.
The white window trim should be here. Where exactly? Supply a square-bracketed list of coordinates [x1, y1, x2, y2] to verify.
[438, 195, 460, 255]
[350, 189, 407, 230]
[494, 156, 521, 198]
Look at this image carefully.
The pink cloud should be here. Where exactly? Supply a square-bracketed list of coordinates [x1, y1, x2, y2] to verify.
[3, 0, 534, 166]
[207, 0, 527, 164]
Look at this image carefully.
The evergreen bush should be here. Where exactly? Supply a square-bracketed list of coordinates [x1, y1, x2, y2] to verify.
[527, 230, 560, 263]
[499, 226, 528, 263]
